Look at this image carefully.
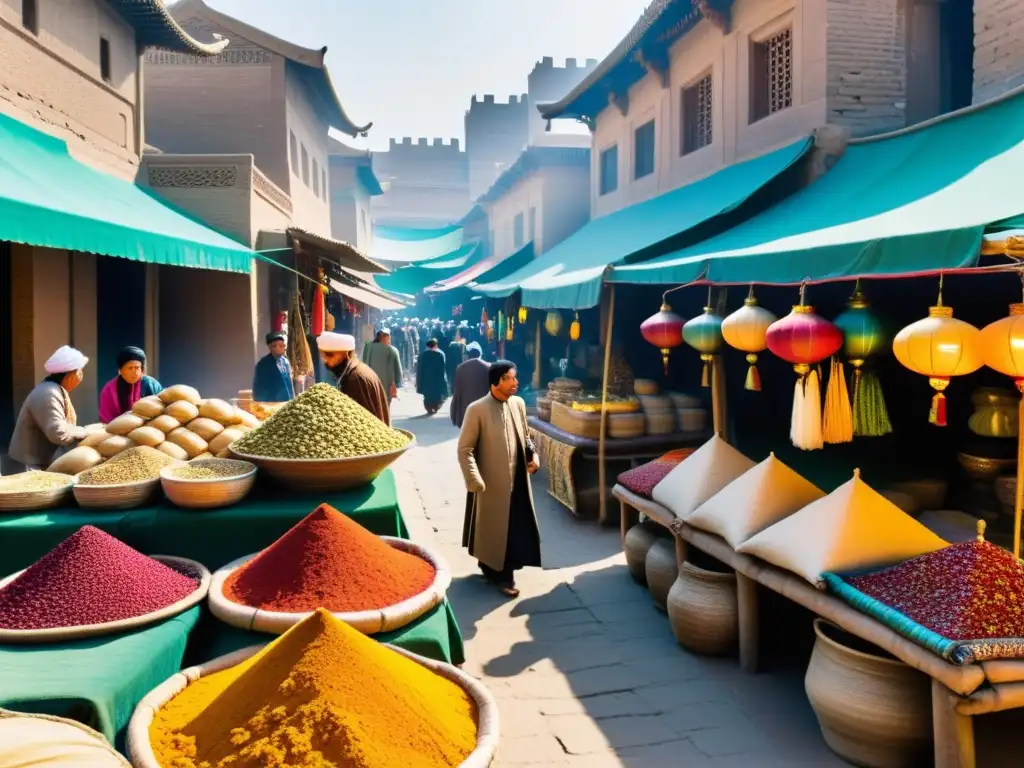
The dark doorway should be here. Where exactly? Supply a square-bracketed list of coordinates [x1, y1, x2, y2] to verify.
[96, 257, 147, 383]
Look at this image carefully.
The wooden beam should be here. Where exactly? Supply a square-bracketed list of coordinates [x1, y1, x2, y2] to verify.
[698, 0, 730, 33]
[932, 679, 976, 768]
[634, 49, 669, 89]
[607, 90, 629, 117]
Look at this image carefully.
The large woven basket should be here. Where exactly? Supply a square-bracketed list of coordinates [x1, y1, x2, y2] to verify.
[207, 537, 451, 635]
[126, 643, 500, 768]
[159, 463, 257, 510]
[0, 708, 130, 767]
[73, 477, 161, 510]
[608, 412, 645, 439]
[0, 555, 210, 644]
[0, 475, 75, 512]
[229, 429, 415, 492]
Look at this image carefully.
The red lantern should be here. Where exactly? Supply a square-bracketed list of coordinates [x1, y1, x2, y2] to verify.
[641, 301, 685, 375]
[310, 268, 328, 337]
[766, 299, 844, 451]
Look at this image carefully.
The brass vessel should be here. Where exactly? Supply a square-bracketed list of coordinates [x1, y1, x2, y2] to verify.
[967, 387, 1018, 438]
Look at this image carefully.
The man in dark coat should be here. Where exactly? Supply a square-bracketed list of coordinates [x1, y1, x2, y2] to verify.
[252, 332, 295, 403]
[450, 342, 490, 428]
[446, 338, 465, 396]
[416, 338, 448, 414]
[316, 332, 391, 425]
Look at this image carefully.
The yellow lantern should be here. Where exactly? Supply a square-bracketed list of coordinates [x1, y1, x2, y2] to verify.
[569, 312, 581, 341]
[892, 287, 982, 426]
[506, 316, 515, 341]
[518, 306, 528, 324]
[721, 288, 778, 391]
[544, 311, 563, 337]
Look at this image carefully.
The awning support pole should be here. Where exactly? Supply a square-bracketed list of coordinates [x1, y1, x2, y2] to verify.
[1014, 393, 1023, 558]
[532, 318, 542, 390]
[599, 285, 616, 524]
[712, 287, 729, 441]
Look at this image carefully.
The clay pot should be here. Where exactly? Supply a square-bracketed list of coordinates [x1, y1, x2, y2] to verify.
[995, 475, 1017, 521]
[644, 538, 678, 611]
[623, 523, 658, 584]
[884, 479, 948, 511]
[666, 561, 737, 655]
[805, 619, 931, 768]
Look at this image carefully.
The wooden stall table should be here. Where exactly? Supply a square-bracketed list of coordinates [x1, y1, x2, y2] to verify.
[528, 417, 709, 524]
[0, 469, 406, 572]
[614, 483, 1020, 768]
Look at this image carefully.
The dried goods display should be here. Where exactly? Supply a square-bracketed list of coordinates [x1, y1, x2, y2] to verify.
[0, 471, 74, 493]
[166, 459, 254, 481]
[76, 447, 178, 486]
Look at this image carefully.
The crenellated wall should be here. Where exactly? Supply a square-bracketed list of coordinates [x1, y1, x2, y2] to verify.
[527, 56, 599, 140]
[464, 93, 530, 200]
[370, 136, 470, 227]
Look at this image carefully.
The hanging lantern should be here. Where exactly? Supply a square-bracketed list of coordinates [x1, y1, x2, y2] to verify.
[569, 312, 581, 341]
[641, 299, 685, 375]
[310, 268, 328, 337]
[682, 294, 724, 388]
[506, 316, 515, 341]
[721, 288, 777, 391]
[518, 306, 528, 324]
[766, 288, 844, 451]
[832, 284, 891, 437]
[486, 320, 494, 342]
[497, 311, 506, 341]
[892, 281, 981, 426]
[544, 311, 563, 337]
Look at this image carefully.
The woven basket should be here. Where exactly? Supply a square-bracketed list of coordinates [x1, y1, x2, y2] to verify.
[0, 708, 130, 767]
[669, 392, 701, 409]
[0, 476, 75, 512]
[637, 394, 673, 413]
[0, 556, 210, 644]
[633, 379, 659, 396]
[550, 401, 602, 439]
[159, 463, 257, 510]
[73, 477, 161, 510]
[207, 537, 451, 635]
[230, 429, 415, 493]
[126, 643, 500, 768]
[645, 410, 677, 436]
[676, 407, 708, 433]
[608, 412, 645, 439]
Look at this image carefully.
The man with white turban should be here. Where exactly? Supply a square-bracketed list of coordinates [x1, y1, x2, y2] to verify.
[9, 346, 90, 470]
[316, 332, 391, 425]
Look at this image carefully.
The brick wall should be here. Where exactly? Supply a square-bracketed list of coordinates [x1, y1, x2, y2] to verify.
[826, 0, 906, 137]
[974, 0, 1024, 103]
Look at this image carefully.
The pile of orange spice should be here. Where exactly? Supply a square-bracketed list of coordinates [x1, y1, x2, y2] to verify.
[149, 609, 477, 767]
[223, 504, 435, 613]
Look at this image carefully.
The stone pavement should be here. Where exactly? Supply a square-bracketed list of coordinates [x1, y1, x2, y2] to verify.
[389, 387, 849, 767]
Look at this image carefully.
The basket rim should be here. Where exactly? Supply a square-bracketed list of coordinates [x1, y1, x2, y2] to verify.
[72, 475, 162, 491]
[228, 428, 416, 465]
[0, 474, 77, 496]
[159, 462, 257, 485]
[207, 535, 451, 634]
[126, 640, 498, 768]
[0, 707, 132, 766]
[0, 555, 211, 644]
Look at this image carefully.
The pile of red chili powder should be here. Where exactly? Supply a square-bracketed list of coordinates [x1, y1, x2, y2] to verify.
[0, 526, 197, 630]
[223, 503, 436, 613]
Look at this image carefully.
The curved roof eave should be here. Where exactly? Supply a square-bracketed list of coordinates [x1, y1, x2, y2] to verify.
[106, 0, 229, 55]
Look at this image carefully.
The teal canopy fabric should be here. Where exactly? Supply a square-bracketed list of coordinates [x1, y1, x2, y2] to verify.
[428, 243, 536, 293]
[371, 225, 464, 263]
[474, 137, 813, 309]
[0, 112, 252, 273]
[375, 242, 485, 295]
[613, 92, 1024, 286]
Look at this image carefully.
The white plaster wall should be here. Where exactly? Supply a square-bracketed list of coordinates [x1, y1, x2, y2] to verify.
[284, 66, 332, 235]
[974, 0, 1024, 103]
[590, 0, 828, 219]
[539, 165, 591, 253]
[484, 173, 544, 260]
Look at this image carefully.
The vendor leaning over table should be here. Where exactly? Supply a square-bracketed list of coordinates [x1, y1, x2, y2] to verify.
[316, 331, 391, 425]
[252, 331, 294, 403]
[8, 346, 90, 471]
[98, 345, 163, 423]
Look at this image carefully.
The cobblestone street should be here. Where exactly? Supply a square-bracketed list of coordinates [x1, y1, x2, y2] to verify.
[389, 388, 848, 767]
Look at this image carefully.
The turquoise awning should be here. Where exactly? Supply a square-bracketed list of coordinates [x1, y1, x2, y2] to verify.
[374, 242, 484, 295]
[371, 225, 464, 264]
[0, 111, 252, 273]
[474, 137, 813, 309]
[428, 242, 536, 293]
[612, 91, 1024, 286]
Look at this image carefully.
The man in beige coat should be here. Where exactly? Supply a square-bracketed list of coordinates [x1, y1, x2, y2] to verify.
[458, 360, 541, 597]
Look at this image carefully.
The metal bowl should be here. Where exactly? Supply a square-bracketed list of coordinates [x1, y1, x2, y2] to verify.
[957, 452, 1016, 482]
[230, 429, 416, 492]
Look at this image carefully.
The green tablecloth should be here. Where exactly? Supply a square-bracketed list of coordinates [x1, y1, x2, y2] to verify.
[185, 601, 465, 667]
[0, 607, 200, 746]
[0, 470, 404, 572]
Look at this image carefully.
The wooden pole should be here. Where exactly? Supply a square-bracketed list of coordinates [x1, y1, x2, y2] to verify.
[1014, 392, 1024, 558]
[712, 288, 728, 440]
[598, 285, 616, 524]
[532, 319, 542, 390]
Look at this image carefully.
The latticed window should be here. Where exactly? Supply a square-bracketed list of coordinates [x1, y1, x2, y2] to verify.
[751, 28, 793, 123]
[682, 74, 713, 155]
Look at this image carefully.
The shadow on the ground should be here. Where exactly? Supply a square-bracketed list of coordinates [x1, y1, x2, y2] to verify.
[446, 573, 513, 643]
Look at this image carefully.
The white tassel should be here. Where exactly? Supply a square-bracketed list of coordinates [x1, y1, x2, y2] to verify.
[792, 368, 824, 451]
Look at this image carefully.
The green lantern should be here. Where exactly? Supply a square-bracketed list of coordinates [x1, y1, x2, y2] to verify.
[832, 284, 892, 437]
[682, 305, 724, 388]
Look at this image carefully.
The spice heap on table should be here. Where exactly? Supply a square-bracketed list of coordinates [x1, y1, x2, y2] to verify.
[0, 526, 197, 630]
[231, 384, 410, 460]
[76, 446, 179, 485]
[165, 458, 253, 481]
[224, 503, 435, 613]
[0, 471, 74, 493]
[149, 608, 477, 768]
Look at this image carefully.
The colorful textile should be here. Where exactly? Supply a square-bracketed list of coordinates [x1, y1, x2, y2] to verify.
[616, 448, 695, 499]
[532, 429, 576, 512]
[824, 540, 1024, 664]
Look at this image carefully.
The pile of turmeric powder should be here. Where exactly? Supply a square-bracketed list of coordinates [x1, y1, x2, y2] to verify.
[149, 608, 478, 767]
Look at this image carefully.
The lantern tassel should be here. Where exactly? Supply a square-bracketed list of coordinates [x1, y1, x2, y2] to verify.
[701, 355, 711, 388]
[823, 358, 853, 444]
[744, 354, 761, 391]
[791, 368, 823, 451]
[930, 392, 948, 427]
[852, 370, 892, 437]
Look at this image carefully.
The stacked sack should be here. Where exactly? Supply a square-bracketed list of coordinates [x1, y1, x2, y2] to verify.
[49, 385, 260, 475]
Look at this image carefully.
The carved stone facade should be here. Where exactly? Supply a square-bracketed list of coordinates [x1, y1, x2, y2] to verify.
[145, 49, 273, 66]
[146, 164, 238, 188]
[252, 166, 293, 215]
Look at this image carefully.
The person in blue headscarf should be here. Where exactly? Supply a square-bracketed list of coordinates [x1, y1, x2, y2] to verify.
[252, 332, 294, 403]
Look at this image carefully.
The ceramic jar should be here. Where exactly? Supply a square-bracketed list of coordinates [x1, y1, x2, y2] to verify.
[968, 387, 1018, 438]
[644, 538, 678, 611]
[623, 522, 658, 584]
[666, 561, 738, 655]
[805, 619, 931, 768]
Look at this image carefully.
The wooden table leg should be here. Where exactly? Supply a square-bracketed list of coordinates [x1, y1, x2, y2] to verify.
[674, 534, 687, 568]
[932, 679, 976, 768]
[619, 501, 638, 548]
[736, 572, 759, 674]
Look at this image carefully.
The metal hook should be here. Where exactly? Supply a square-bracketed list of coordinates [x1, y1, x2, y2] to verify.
[799, 282, 807, 306]
[937, 272, 945, 306]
